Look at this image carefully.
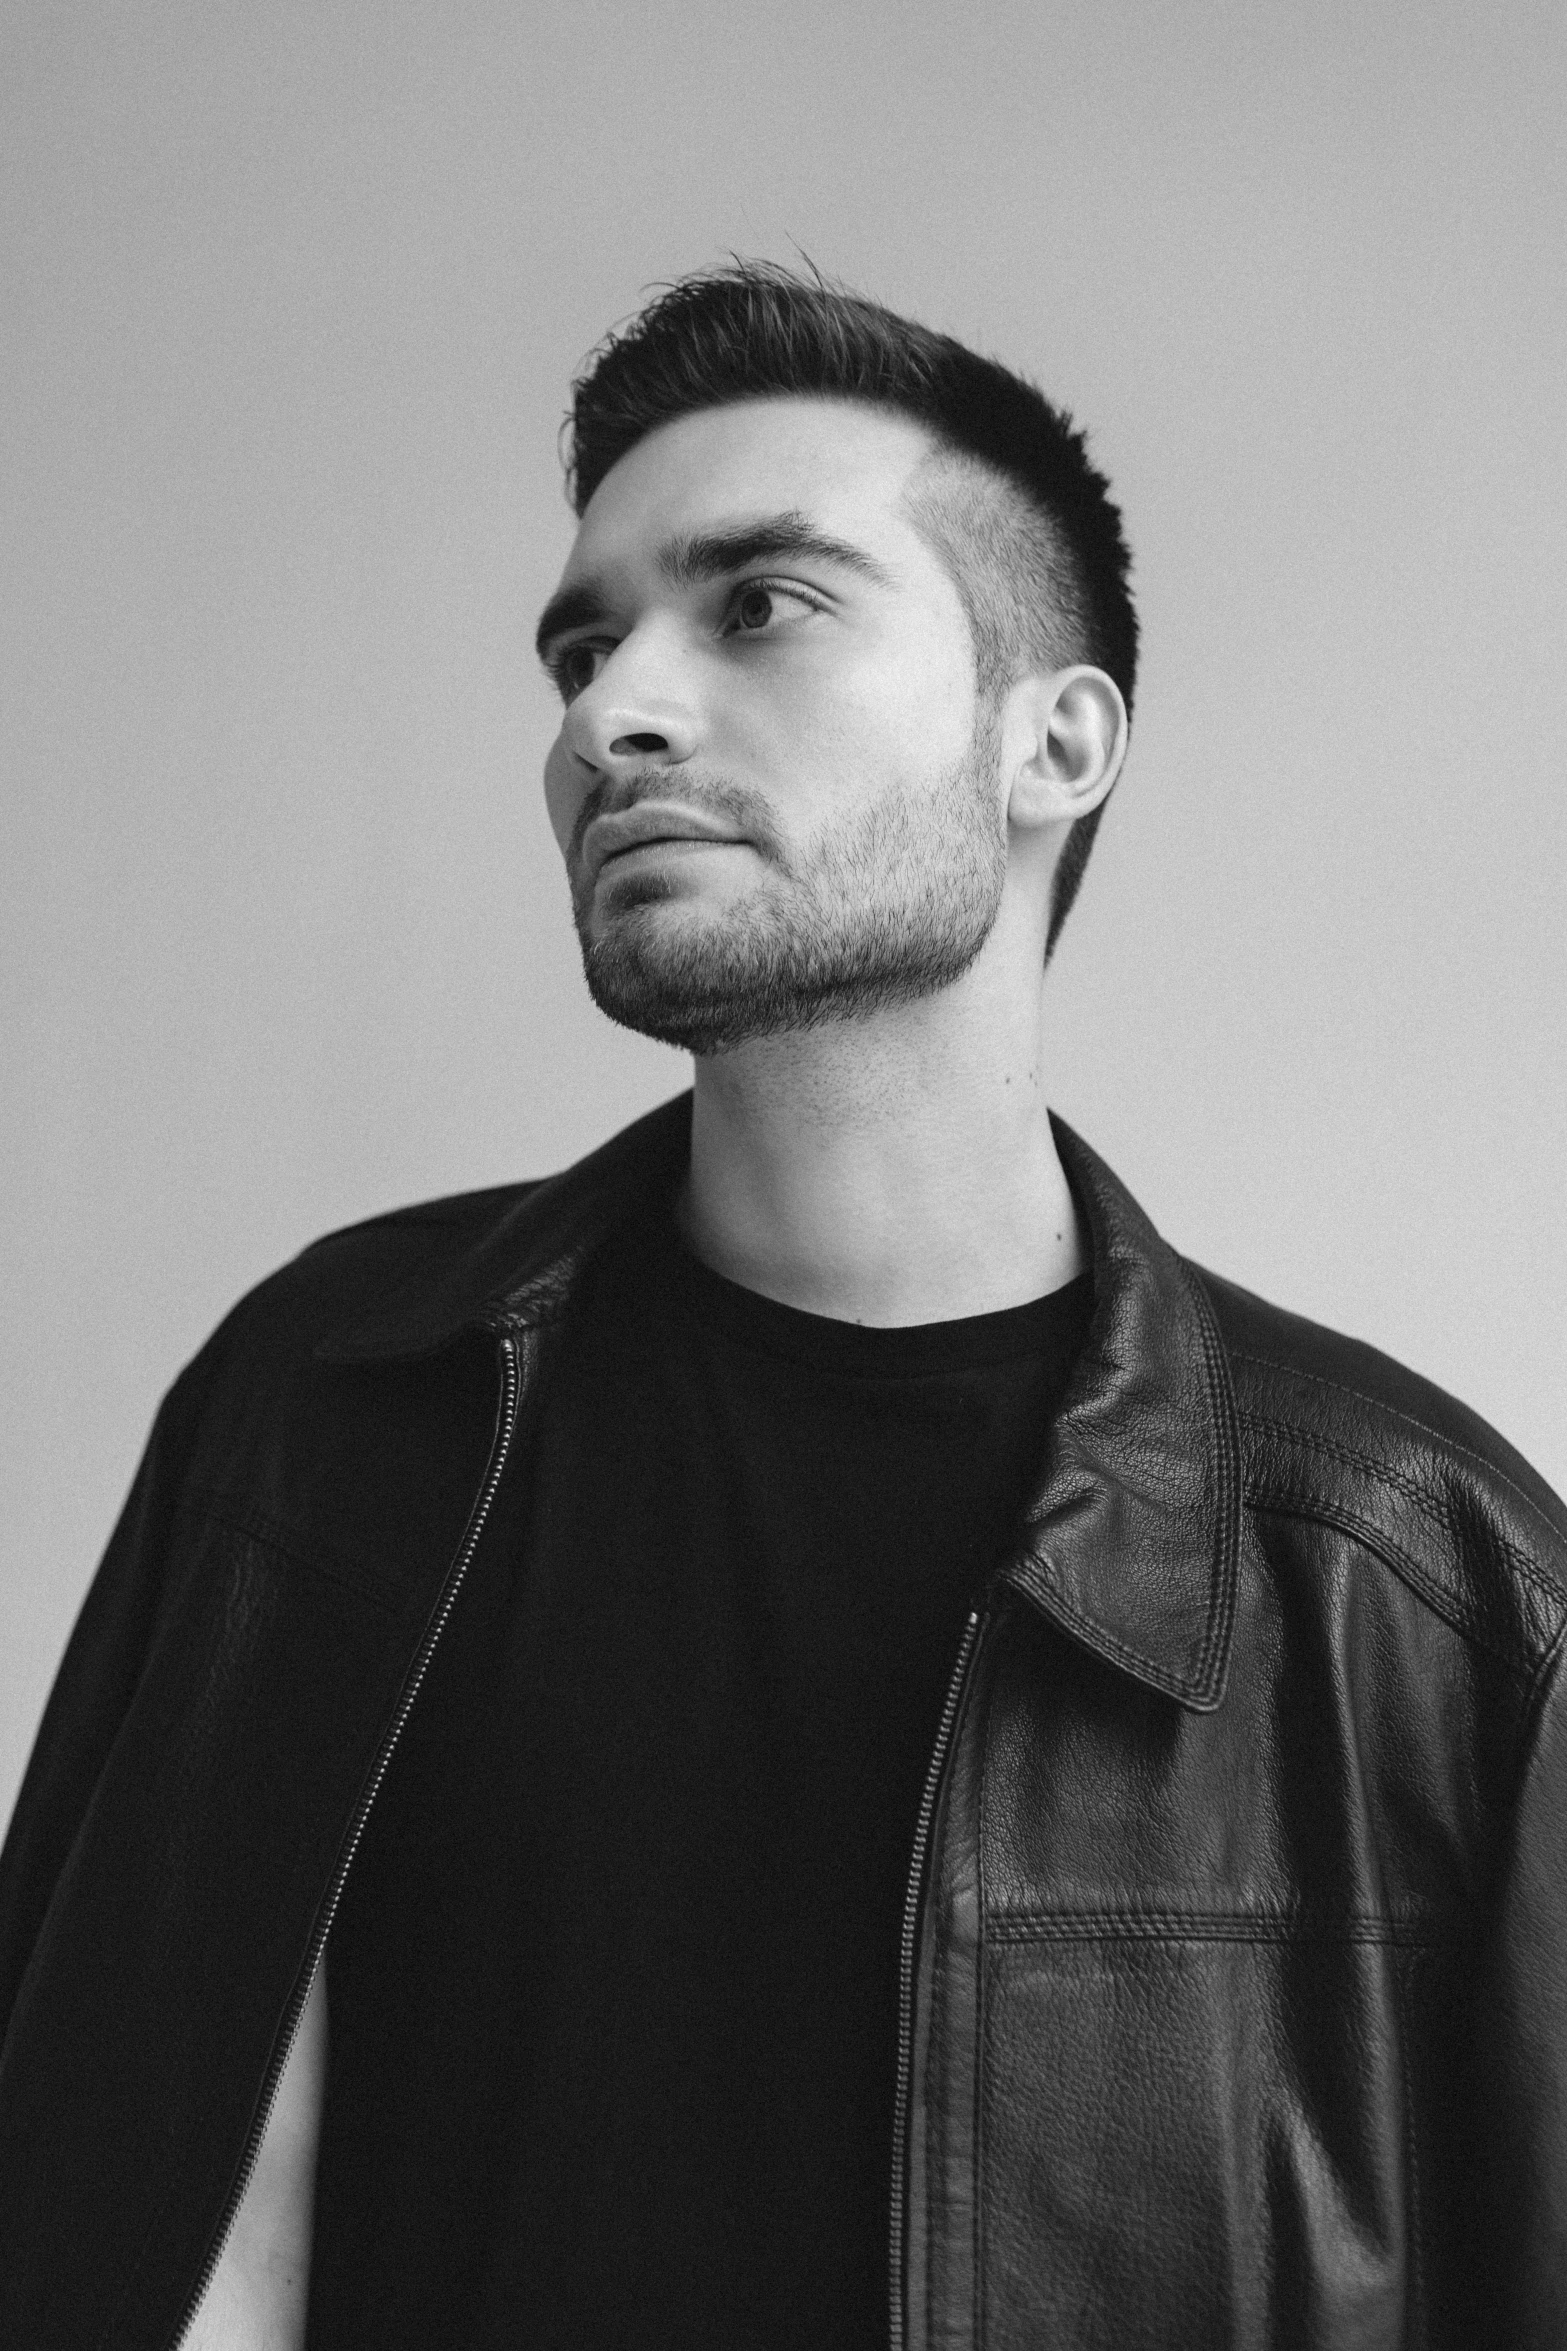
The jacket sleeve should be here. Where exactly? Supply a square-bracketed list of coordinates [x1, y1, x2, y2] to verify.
[0, 1359, 207, 2055]
[1472, 1631, 1567, 2344]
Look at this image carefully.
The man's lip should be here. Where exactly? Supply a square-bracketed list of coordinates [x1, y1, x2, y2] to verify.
[583, 804, 749, 881]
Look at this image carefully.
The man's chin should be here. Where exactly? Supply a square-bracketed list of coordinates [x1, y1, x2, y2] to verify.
[579, 936, 774, 1056]
[578, 931, 991, 1060]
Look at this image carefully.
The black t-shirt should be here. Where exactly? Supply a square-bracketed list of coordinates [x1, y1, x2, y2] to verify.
[307, 1203, 1091, 2349]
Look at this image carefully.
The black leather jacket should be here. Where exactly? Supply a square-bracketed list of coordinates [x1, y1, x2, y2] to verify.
[3, 1097, 1565, 2349]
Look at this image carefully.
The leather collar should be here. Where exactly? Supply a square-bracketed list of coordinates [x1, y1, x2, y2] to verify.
[1005, 1121, 1241, 1714]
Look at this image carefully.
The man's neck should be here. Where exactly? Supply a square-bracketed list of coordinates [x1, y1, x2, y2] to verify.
[676, 980, 1085, 1327]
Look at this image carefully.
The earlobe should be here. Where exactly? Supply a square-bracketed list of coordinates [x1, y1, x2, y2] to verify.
[1005, 665, 1127, 831]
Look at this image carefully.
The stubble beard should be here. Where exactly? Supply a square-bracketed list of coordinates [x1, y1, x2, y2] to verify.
[571, 710, 1006, 1057]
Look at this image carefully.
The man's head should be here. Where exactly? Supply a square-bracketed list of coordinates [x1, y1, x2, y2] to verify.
[537, 263, 1135, 1053]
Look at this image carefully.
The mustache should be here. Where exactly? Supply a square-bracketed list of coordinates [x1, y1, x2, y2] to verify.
[567, 768, 786, 871]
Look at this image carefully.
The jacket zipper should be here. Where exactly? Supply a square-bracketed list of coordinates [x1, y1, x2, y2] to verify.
[888, 1604, 983, 2351]
[168, 1324, 530, 2349]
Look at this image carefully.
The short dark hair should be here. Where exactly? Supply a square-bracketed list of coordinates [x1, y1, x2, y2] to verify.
[564, 261, 1137, 958]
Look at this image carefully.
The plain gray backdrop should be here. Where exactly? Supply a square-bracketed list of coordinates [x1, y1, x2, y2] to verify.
[4, 0, 1565, 1829]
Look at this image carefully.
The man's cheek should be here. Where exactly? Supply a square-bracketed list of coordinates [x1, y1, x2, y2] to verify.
[543, 744, 581, 857]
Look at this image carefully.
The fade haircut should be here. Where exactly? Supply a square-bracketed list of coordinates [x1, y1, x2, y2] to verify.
[563, 262, 1138, 960]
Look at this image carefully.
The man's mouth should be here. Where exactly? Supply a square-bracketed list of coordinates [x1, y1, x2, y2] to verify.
[583, 803, 749, 883]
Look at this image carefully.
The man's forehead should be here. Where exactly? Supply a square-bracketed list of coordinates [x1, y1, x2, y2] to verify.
[563, 396, 938, 579]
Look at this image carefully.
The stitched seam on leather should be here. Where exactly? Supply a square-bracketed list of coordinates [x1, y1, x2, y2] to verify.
[1182, 1267, 1225, 1688]
[1511, 1618, 1567, 1812]
[986, 1909, 1456, 1947]
[1013, 1568, 1205, 1703]
[1397, 1947, 1427, 2345]
[1180, 1257, 1241, 1694]
[1230, 1351, 1567, 1561]
[973, 1943, 988, 2350]
[926, 1859, 952, 2349]
[1238, 1411, 1566, 1608]
[925, 1899, 949, 2341]
[972, 1703, 985, 2351]
[178, 1485, 352, 1569]
[1244, 1485, 1545, 1676]
[175, 1488, 404, 1616]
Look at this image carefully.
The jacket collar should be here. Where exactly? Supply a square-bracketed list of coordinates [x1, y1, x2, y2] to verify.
[1005, 1120, 1241, 1714]
[318, 1093, 698, 1355]
[320, 1092, 1240, 1714]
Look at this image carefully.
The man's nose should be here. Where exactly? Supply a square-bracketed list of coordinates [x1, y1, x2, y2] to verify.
[563, 638, 699, 774]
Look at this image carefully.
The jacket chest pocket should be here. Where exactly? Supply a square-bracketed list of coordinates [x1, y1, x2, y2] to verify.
[973, 1924, 1459, 2350]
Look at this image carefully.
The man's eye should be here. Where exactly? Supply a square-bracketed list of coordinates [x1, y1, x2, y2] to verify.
[726, 579, 821, 637]
[552, 643, 606, 700]
[735, 585, 776, 632]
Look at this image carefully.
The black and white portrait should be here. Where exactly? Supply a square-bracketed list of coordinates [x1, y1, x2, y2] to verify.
[3, 6, 1564, 2344]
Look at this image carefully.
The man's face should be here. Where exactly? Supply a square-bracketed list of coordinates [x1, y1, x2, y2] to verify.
[537, 396, 1005, 1054]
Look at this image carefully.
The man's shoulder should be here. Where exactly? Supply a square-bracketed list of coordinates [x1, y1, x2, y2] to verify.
[298, 1178, 546, 1261]
[1191, 1261, 1567, 1673]
[192, 1178, 548, 1378]
[170, 1098, 698, 1403]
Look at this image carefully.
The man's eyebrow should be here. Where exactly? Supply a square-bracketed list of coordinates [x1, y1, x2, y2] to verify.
[658, 513, 895, 593]
[535, 583, 611, 661]
[535, 512, 893, 661]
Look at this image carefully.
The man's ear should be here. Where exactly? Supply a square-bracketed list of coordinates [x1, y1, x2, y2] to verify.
[1004, 665, 1128, 832]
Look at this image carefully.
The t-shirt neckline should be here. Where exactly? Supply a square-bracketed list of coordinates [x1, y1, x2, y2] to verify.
[635, 1208, 1094, 1378]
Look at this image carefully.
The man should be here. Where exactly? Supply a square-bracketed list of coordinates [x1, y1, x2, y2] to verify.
[2, 264, 1564, 2350]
